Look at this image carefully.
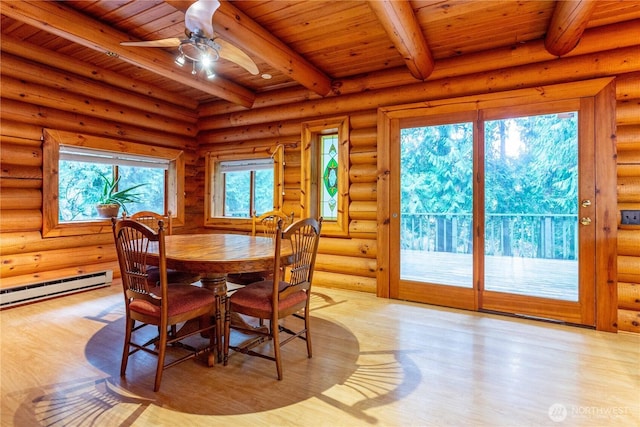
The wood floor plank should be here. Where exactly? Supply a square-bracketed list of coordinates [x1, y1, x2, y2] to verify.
[1, 283, 638, 426]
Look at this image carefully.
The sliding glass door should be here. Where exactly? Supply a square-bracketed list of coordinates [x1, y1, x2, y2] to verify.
[390, 101, 595, 325]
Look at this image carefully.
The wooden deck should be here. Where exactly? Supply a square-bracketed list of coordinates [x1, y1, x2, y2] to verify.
[401, 250, 578, 301]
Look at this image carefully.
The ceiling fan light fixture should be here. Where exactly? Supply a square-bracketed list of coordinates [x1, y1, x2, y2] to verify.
[175, 54, 185, 67]
[205, 67, 216, 80]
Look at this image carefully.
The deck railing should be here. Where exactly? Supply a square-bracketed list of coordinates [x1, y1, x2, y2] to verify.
[401, 213, 578, 260]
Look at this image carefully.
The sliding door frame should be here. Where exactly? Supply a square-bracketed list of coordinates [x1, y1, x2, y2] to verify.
[376, 78, 617, 331]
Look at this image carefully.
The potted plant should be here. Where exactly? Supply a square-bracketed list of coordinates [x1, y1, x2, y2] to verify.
[95, 172, 147, 218]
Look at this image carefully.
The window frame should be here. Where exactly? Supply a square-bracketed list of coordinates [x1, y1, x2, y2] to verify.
[301, 116, 350, 236]
[204, 147, 284, 229]
[42, 129, 185, 237]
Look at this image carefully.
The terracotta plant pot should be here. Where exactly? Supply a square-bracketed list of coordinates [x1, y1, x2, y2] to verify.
[96, 203, 120, 218]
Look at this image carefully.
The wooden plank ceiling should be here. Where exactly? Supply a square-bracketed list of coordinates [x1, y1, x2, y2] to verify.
[1, 0, 639, 108]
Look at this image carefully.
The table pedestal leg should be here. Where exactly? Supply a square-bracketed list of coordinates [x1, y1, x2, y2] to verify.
[199, 274, 227, 363]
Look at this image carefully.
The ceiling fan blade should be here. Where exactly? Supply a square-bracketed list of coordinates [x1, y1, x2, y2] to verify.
[185, 0, 220, 39]
[120, 38, 182, 48]
[216, 38, 259, 75]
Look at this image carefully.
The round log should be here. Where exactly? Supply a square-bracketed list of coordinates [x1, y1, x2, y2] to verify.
[617, 282, 640, 311]
[312, 270, 376, 293]
[0, 143, 42, 167]
[0, 210, 42, 233]
[349, 201, 378, 221]
[617, 151, 640, 164]
[618, 165, 640, 178]
[0, 120, 43, 140]
[315, 253, 376, 278]
[0, 188, 41, 210]
[0, 135, 42, 147]
[349, 164, 377, 183]
[0, 244, 117, 278]
[318, 237, 376, 258]
[616, 125, 640, 145]
[349, 182, 377, 201]
[617, 309, 640, 333]
[616, 72, 640, 100]
[544, 0, 597, 56]
[618, 229, 640, 257]
[617, 177, 640, 202]
[350, 127, 377, 148]
[0, 177, 42, 189]
[618, 256, 640, 284]
[350, 149, 377, 165]
[350, 111, 377, 129]
[349, 220, 377, 238]
[0, 230, 114, 255]
[0, 164, 41, 180]
[616, 100, 640, 126]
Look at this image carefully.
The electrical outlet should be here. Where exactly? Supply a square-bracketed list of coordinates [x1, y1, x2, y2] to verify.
[621, 210, 640, 225]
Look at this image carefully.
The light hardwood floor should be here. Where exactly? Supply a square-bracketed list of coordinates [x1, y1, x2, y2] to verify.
[1, 282, 638, 426]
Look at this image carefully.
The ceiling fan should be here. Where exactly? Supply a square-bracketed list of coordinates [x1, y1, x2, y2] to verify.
[120, 0, 259, 79]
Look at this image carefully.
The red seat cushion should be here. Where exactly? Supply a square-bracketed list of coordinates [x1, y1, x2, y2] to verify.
[130, 284, 215, 318]
[229, 280, 307, 318]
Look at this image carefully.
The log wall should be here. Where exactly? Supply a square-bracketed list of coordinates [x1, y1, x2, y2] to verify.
[616, 72, 640, 333]
[0, 50, 200, 288]
[0, 22, 639, 333]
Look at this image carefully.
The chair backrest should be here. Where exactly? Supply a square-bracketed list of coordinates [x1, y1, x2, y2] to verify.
[112, 218, 168, 309]
[127, 211, 173, 235]
[274, 217, 322, 301]
[252, 210, 294, 238]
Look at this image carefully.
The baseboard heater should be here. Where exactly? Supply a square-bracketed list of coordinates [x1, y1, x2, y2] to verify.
[0, 270, 113, 309]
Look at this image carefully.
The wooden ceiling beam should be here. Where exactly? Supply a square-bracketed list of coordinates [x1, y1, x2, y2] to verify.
[0, 0, 256, 108]
[367, 0, 434, 81]
[545, 0, 598, 56]
[165, 0, 333, 96]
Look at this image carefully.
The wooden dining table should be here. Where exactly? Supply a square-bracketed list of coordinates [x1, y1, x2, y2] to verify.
[146, 233, 291, 362]
[153, 233, 286, 293]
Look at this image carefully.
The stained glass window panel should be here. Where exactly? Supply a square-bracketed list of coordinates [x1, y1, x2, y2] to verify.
[321, 134, 339, 220]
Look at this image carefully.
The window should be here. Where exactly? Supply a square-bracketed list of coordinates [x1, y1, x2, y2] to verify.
[205, 147, 284, 227]
[216, 158, 274, 218]
[58, 146, 168, 221]
[301, 116, 350, 236]
[43, 129, 185, 237]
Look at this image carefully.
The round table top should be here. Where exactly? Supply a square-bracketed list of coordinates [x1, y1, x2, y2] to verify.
[149, 233, 285, 275]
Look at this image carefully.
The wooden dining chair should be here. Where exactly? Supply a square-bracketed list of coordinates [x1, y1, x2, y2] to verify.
[112, 218, 217, 392]
[227, 210, 295, 286]
[126, 211, 201, 286]
[252, 210, 295, 238]
[223, 217, 322, 380]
